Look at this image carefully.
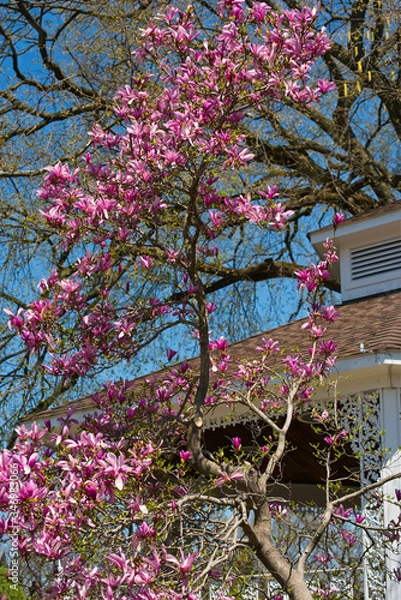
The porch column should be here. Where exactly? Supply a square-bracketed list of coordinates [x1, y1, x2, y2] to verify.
[381, 388, 401, 600]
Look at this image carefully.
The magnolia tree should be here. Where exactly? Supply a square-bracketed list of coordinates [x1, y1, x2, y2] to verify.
[1, 2, 400, 599]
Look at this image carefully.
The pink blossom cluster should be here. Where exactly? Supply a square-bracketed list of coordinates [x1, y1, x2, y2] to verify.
[204, 288, 340, 413]
[295, 238, 339, 293]
[5, 0, 334, 379]
[0, 286, 346, 600]
[0, 389, 204, 599]
[0, 2, 357, 598]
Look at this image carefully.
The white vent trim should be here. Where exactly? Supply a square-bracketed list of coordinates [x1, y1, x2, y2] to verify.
[351, 238, 401, 281]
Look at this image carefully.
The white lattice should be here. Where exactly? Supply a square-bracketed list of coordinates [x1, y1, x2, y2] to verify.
[209, 580, 259, 600]
[338, 392, 386, 600]
[363, 499, 386, 600]
[205, 411, 259, 431]
[290, 392, 387, 599]
[205, 391, 391, 599]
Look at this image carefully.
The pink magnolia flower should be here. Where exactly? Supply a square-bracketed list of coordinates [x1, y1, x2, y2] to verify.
[249, 2, 271, 22]
[333, 211, 345, 227]
[179, 450, 191, 462]
[97, 453, 132, 491]
[314, 551, 332, 565]
[206, 302, 217, 314]
[3, 307, 24, 330]
[208, 210, 225, 228]
[255, 337, 280, 353]
[128, 495, 148, 516]
[166, 348, 178, 361]
[318, 79, 336, 94]
[134, 567, 154, 585]
[108, 551, 128, 572]
[320, 306, 340, 323]
[231, 437, 241, 451]
[165, 248, 180, 263]
[138, 255, 153, 269]
[215, 468, 244, 486]
[333, 504, 353, 519]
[165, 549, 198, 575]
[136, 522, 155, 539]
[209, 337, 228, 351]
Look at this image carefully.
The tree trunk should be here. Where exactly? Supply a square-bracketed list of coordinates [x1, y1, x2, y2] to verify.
[244, 501, 314, 600]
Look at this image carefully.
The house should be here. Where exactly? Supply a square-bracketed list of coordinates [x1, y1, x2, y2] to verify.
[22, 203, 401, 599]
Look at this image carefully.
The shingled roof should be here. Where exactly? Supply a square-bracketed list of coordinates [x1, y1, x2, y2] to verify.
[24, 289, 401, 424]
[229, 289, 401, 359]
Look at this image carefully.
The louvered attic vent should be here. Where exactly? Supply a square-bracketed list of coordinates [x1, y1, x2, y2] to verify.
[351, 238, 401, 281]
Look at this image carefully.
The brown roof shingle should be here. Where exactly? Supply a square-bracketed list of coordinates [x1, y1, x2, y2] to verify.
[232, 289, 401, 359]
[24, 290, 401, 424]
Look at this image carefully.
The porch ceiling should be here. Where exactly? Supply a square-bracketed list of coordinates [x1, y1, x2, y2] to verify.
[203, 417, 360, 488]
